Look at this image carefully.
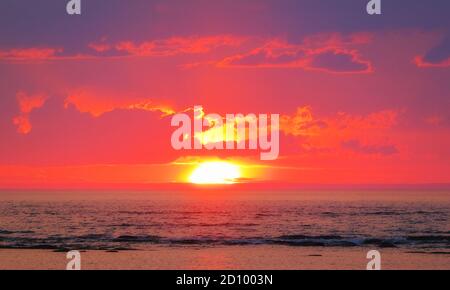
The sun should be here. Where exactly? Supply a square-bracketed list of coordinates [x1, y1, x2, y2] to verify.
[188, 161, 241, 184]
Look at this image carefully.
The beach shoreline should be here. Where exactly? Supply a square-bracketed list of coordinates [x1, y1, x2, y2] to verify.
[1, 246, 448, 270]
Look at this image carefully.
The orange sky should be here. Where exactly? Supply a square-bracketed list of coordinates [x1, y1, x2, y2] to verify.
[1, 1, 450, 188]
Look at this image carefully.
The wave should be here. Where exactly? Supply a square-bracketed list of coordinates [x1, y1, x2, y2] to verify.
[321, 211, 447, 217]
[1, 233, 449, 251]
[0, 230, 35, 235]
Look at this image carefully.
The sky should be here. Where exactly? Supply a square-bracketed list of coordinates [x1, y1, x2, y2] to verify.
[0, 0, 449, 188]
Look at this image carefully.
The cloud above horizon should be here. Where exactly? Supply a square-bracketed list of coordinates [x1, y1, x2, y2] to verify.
[0, 33, 373, 74]
[217, 34, 373, 73]
[64, 89, 175, 118]
[13, 92, 48, 134]
[414, 36, 450, 68]
[280, 106, 400, 157]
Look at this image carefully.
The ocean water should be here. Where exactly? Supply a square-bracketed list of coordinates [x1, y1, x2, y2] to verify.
[0, 190, 449, 253]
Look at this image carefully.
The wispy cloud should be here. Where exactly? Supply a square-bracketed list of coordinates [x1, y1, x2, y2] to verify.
[64, 89, 175, 118]
[215, 33, 373, 74]
[113, 35, 246, 57]
[414, 55, 450, 68]
[12, 92, 48, 134]
[0, 48, 63, 61]
[280, 106, 399, 155]
[414, 36, 450, 68]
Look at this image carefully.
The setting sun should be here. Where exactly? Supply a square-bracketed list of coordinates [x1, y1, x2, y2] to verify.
[188, 162, 241, 184]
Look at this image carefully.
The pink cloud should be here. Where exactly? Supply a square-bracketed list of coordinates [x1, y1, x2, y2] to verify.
[0, 48, 63, 61]
[88, 42, 112, 53]
[1, 34, 373, 73]
[115, 35, 246, 57]
[12, 92, 48, 134]
[216, 34, 373, 74]
[0, 47, 99, 63]
[64, 89, 175, 118]
[414, 55, 450, 68]
[2, 97, 179, 167]
[280, 106, 399, 155]
[281, 107, 398, 137]
[280, 106, 327, 137]
[2, 35, 246, 63]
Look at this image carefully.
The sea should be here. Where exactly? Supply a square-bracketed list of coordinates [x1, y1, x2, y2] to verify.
[0, 190, 448, 254]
